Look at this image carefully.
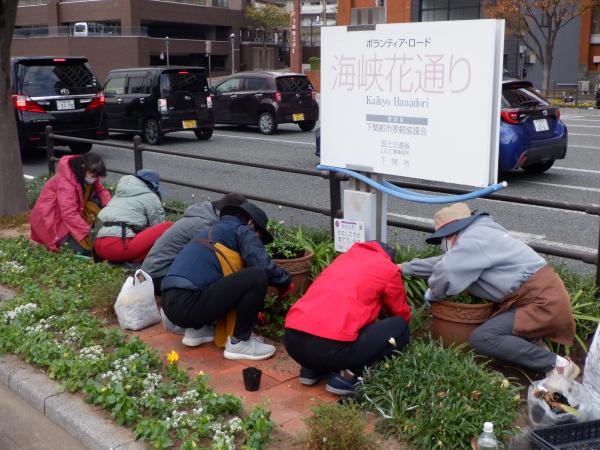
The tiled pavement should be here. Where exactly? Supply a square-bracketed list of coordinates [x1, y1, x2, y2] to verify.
[132, 324, 338, 444]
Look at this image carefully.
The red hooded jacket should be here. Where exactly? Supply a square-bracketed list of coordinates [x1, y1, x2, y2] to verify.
[285, 241, 410, 341]
[30, 155, 111, 251]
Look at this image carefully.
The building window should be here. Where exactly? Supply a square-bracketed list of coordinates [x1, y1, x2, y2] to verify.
[212, 0, 228, 6]
[592, 7, 600, 34]
[420, 0, 481, 22]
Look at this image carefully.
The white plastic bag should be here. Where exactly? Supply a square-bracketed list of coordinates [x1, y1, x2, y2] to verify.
[114, 269, 161, 331]
[584, 322, 600, 419]
[527, 374, 595, 428]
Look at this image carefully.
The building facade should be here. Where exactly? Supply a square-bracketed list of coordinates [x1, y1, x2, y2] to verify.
[12, 0, 284, 81]
[336, 0, 595, 93]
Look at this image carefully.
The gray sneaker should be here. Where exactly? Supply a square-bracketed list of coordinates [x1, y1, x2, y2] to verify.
[160, 308, 186, 335]
[223, 336, 276, 361]
[182, 325, 215, 347]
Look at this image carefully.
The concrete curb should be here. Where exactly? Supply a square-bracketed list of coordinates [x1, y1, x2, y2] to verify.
[0, 355, 147, 450]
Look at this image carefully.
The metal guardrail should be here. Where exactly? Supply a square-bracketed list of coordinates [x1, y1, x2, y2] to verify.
[44, 126, 600, 297]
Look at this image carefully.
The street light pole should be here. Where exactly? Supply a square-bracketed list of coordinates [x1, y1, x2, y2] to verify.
[229, 33, 236, 74]
[165, 36, 170, 66]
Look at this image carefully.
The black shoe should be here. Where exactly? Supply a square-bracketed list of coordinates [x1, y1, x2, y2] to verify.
[299, 367, 330, 386]
[325, 371, 360, 396]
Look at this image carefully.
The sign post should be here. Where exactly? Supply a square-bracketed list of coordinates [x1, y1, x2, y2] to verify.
[290, 0, 302, 73]
[320, 20, 505, 244]
[206, 40, 212, 87]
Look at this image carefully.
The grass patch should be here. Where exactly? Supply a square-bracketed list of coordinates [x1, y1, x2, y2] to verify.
[359, 340, 521, 449]
[302, 402, 376, 450]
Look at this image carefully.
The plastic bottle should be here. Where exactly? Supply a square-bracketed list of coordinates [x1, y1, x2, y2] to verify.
[476, 422, 499, 450]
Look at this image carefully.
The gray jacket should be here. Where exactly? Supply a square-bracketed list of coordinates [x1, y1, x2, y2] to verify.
[97, 175, 165, 239]
[141, 201, 218, 279]
[402, 216, 545, 302]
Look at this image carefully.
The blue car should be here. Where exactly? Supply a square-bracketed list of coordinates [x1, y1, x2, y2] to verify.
[499, 78, 567, 173]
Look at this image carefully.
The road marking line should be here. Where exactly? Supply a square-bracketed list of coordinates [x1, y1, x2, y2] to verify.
[561, 115, 584, 119]
[386, 212, 596, 254]
[552, 166, 600, 175]
[569, 133, 600, 137]
[564, 124, 600, 128]
[212, 133, 315, 146]
[570, 145, 600, 150]
[524, 181, 600, 193]
[563, 118, 600, 122]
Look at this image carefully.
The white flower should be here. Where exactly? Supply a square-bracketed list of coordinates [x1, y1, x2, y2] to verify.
[79, 345, 104, 361]
[0, 261, 25, 273]
[388, 337, 397, 347]
[3, 303, 37, 323]
[501, 378, 510, 388]
[227, 417, 243, 433]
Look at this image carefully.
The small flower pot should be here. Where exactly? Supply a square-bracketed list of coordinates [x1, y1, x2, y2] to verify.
[431, 300, 497, 348]
[242, 367, 262, 391]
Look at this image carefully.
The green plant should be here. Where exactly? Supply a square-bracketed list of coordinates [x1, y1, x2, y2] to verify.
[302, 402, 376, 450]
[359, 340, 521, 449]
[308, 56, 321, 71]
[547, 264, 600, 355]
[0, 238, 273, 449]
[265, 221, 311, 259]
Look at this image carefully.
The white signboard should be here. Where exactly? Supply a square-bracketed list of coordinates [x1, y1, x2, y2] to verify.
[321, 20, 504, 188]
[334, 218, 365, 252]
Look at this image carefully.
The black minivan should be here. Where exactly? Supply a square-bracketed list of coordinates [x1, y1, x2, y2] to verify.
[10, 56, 108, 153]
[103, 67, 214, 144]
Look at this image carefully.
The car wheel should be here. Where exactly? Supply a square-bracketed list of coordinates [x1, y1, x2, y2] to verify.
[298, 120, 316, 132]
[194, 129, 213, 141]
[143, 118, 163, 145]
[522, 160, 555, 174]
[258, 112, 277, 135]
[69, 142, 93, 154]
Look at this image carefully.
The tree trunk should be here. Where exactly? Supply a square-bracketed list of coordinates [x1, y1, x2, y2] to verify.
[0, 0, 28, 217]
[542, 62, 551, 98]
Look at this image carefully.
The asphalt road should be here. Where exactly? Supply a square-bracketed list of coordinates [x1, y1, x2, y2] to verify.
[21, 108, 600, 275]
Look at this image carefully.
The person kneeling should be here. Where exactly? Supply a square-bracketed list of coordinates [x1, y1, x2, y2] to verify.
[160, 202, 293, 360]
[284, 241, 411, 396]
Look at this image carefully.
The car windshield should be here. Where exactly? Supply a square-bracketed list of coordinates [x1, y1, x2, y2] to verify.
[160, 71, 208, 95]
[276, 76, 313, 92]
[19, 61, 98, 96]
[502, 83, 549, 108]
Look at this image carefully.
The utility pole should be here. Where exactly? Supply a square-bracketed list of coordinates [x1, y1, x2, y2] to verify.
[321, 0, 326, 27]
[165, 36, 170, 66]
[229, 33, 236, 74]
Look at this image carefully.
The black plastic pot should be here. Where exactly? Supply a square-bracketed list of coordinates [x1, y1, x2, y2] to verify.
[242, 367, 262, 391]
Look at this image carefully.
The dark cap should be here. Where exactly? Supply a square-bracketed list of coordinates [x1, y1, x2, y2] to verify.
[221, 202, 274, 245]
[135, 169, 164, 196]
[212, 193, 247, 211]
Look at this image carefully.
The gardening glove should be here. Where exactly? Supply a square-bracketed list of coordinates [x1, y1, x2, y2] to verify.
[277, 281, 295, 299]
[423, 288, 433, 308]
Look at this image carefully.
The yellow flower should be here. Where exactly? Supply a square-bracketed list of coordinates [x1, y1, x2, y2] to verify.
[198, 370, 205, 376]
[501, 378, 510, 388]
[191, 443, 197, 448]
[388, 337, 397, 347]
[166, 350, 179, 364]
[77, 283, 81, 288]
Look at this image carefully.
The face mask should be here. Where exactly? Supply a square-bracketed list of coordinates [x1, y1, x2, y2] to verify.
[85, 176, 97, 184]
[440, 237, 450, 253]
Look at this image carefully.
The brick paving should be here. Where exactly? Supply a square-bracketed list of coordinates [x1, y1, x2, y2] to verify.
[132, 324, 337, 441]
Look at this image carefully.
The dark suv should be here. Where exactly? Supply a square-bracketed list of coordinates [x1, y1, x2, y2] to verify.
[211, 72, 319, 134]
[10, 56, 107, 153]
[103, 67, 214, 145]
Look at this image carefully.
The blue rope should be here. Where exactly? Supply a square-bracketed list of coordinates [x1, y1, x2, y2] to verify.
[317, 164, 507, 204]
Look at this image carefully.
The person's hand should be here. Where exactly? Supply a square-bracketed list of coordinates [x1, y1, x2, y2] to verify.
[423, 288, 433, 308]
[278, 281, 295, 299]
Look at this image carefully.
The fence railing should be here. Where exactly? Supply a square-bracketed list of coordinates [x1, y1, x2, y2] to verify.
[13, 25, 149, 39]
[44, 126, 600, 297]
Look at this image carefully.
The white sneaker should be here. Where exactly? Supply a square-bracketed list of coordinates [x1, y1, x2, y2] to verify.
[223, 336, 276, 361]
[546, 356, 580, 380]
[182, 325, 215, 347]
[160, 308, 186, 335]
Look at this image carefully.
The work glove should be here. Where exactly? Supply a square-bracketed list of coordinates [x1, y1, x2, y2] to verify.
[278, 281, 295, 299]
[423, 288, 433, 308]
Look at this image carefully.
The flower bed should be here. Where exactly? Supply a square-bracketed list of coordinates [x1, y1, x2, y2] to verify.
[0, 238, 272, 450]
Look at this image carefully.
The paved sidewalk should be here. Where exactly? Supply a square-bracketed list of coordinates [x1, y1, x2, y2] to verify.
[0, 381, 86, 450]
[133, 324, 337, 440]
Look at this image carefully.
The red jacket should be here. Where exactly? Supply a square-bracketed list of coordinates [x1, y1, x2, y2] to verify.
[30, 155, 111, 251]
[285, 241, 410, 341]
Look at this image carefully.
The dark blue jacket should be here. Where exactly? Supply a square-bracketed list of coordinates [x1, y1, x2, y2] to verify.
[161, 215, 291, 291]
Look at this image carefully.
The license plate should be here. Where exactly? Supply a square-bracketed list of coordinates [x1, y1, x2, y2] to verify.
[182, 120, 197, 129]
[292, 113, 305, 122]
[56, 100, 75, 110]
[533, 118, 549, 132]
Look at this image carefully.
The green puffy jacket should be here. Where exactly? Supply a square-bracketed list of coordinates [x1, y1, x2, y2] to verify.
[97, 175, 165, 239]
